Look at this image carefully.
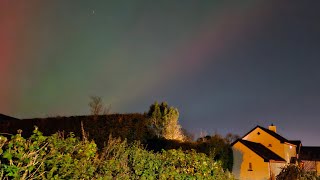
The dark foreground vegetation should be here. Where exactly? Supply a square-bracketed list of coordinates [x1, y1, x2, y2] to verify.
[0, 101, 237, 179]
[0, 101, 236, 172]
[0, 128, 234, 179]
[0, 113, 234, 171]
[276, 164, 320, 180]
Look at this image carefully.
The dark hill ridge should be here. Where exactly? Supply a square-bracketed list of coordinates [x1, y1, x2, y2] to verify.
[0, 113, 151, 148]
[0, 114, 19, 121]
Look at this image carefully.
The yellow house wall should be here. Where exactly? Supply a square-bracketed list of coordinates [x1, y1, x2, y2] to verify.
[233, 142, 270, 180]
[242, 127, 296, 162]
[317, 161, 320, 176]
[283, 143, 296, 162]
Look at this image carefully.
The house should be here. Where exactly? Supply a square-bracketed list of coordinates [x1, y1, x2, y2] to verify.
[232, 124, 320, 180]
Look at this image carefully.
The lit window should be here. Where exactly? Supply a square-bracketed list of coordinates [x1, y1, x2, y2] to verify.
[248, 163, 253, 171]
[290, 145, 292, 149]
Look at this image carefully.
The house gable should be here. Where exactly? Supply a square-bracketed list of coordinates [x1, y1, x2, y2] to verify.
[242, 126, 285, 157]
[241, 126, 297, 162]
[242, 126, 288, 144]
[232, 139, 286, 162]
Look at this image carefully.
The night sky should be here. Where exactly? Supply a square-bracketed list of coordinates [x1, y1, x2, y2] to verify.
[1, 1, 320, 145]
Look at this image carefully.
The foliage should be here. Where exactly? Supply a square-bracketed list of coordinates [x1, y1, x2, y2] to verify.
[196, 134, 234, 171]
[97, 137, 234, 180]
[157, 149, 234, 180]
[0, 128, 234, 179]
[145, 133, 235, 172]
[147, 101, 185, 141]
[0, 113, 235, 172]
[276, 164, 319, 180]
[0, 127, 97, 179]
[0, 101, 235, 173]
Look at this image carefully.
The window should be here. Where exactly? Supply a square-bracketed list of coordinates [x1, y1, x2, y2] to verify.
[257, 132, 260, 135]
[248, 163, 253, 171]
[268, 144, 272, 147]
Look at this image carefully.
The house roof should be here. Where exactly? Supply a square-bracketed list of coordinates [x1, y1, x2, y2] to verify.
[300, 146, 320, 161]
[242, 125, 289, 143]
[288, 140, 302, 154]
[234, 139, 286, 162]
[0, 114, 19, 121]
[288, 140, 301, 147]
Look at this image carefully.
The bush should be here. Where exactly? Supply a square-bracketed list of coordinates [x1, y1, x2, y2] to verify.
[0, 128, 234, 179]
[0, 128, 97, 179]
[196, 134, 233, 171]
[276, 164, 319, 180]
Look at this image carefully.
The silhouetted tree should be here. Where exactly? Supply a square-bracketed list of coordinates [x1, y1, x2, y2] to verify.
[89, 96, 104, 116]
[225, 133, 240, 144]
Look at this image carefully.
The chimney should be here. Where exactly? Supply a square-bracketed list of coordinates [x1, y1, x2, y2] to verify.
[269, 124, 276, 133]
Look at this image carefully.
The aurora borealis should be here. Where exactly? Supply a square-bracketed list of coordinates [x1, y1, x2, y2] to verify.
[1, 1, 320, 145]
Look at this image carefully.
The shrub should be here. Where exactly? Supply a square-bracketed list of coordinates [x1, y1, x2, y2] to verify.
[0, 128, 97, 179]
[0, 128, 234, 179]
[276, 164, 319, 180]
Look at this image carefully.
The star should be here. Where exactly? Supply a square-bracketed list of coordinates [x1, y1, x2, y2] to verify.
[88, 8, 96, 16]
